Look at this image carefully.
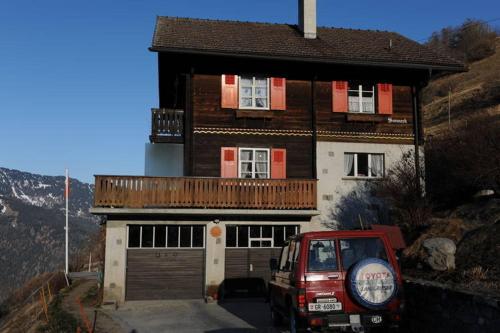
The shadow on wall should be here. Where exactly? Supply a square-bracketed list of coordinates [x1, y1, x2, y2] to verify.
[323, 182, 389, 230]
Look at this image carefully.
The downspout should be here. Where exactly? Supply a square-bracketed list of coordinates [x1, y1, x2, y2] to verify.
[412, 84, 422, 196]
[311, 76, 317, 180]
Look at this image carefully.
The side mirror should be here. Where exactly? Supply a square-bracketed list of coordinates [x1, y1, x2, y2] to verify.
[269, 258, 279, 271]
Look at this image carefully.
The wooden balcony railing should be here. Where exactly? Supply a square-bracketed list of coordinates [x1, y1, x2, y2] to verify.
[150, 108, 184, 143]
[94, 176, 317, 210]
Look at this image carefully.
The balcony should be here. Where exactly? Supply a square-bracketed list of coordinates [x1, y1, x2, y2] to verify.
[150, 108, 184, 143]
[94, 176, 317, 211]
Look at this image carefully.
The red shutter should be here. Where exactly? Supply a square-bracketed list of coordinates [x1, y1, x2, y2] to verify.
[332, 81, 348, 112]
[221, 75, 238, 109]
[271, 148, 286, 179]
[377, 83, 393, 115]
[221, 147, 238, 178]
[270, 77, 286, 110]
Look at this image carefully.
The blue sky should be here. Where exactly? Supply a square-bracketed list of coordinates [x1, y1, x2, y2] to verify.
[0, 0, 498, 183]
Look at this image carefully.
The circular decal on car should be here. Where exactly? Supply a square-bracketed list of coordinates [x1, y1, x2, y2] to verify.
[348, 258, 397, 310]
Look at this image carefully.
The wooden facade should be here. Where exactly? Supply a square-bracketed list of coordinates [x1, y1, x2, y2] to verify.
[110, 53, 426, 210]
[156, 63, 422, 176]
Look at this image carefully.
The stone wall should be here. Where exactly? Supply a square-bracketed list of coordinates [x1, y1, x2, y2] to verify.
[403, 277, 500, 333]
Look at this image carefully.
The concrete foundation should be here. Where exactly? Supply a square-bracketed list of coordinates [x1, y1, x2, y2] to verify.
[103, 219, 310, 305]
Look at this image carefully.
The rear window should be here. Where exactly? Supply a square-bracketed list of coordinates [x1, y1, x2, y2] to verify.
[308, 240, 338, 272]
[340, 237, 388, 270]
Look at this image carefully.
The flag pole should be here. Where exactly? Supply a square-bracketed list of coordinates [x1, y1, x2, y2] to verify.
[65, 168, 69, 275]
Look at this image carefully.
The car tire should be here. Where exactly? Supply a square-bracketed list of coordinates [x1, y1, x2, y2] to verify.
[271, 308, 283, 327]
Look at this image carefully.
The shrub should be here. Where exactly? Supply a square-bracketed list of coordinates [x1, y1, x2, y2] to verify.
[326, 150, 431, 237]
[37, 295, 79, 333]
[426, 117, 500, 208]
[373, 151, 432, 235]
[426, 19, 497, 63]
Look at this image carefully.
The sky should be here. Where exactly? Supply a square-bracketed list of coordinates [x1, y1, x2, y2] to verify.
[0, 0, 498, 183]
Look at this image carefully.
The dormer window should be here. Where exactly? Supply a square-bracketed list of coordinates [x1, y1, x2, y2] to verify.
[239, 76, 269, 110]
[348, 83, 375, 113]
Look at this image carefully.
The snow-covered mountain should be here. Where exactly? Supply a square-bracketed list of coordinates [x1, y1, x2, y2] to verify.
[0, 167, 99, 302]
[0, 168, 95, 218]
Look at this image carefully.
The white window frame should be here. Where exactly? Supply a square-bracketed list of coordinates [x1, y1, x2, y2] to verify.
[126, 225, 205, 249]
[226, 225, 300, 248]
[348, 84, 375, 114]
[344, 153, 385, 178]
[238, 148, 270, 179]
[238, 76, 270, 110]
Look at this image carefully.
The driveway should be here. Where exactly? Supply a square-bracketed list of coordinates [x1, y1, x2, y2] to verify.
[105, 298, 287, 333]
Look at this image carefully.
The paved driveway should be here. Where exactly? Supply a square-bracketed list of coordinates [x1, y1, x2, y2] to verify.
[105, 299, 287, 333]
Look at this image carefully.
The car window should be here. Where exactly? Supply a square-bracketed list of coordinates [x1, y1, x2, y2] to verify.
[285, 240, 296, 271]
[279, 242, 290, 271]
[308, 240, 338, 272]
[340, 237, 388, 270]
[291, 240, 300, 270]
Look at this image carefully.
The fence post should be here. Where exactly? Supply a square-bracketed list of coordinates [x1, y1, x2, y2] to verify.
[39, 287, 49, 322]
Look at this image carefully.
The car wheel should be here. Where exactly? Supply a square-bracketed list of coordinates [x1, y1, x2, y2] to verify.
[271, 307, 283, 327]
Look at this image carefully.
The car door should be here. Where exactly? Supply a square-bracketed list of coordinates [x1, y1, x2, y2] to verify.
[272, 240, 298, 312]
[304, 238, 346, 313]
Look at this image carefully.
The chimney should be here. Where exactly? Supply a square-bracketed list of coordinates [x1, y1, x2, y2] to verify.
[298, 0, 317, 39]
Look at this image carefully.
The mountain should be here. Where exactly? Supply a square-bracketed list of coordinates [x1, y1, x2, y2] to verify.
[0, 167, 99, 302]
[423, 38, 500, 135]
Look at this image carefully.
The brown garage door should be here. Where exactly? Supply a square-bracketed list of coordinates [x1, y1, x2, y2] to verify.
[126, 249, 204, 300]
[225, 248, 282, 284]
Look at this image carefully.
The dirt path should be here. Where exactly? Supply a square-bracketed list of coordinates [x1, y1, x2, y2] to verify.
[62, 279, 125, 333]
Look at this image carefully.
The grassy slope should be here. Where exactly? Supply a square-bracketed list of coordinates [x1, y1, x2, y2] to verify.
[423, 38, 500, 135]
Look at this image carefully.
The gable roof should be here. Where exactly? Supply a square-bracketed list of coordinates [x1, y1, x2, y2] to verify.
[151, 17, 464, 71]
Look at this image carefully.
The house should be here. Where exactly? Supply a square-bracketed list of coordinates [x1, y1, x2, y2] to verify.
[90, 0, 463, 304]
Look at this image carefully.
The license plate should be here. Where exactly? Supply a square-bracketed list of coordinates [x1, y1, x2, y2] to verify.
[308, 302, 342, 312]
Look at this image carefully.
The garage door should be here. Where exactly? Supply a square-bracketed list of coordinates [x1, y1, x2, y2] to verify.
[126, 249, 204, 300]
[125, 225, 205, 300]
[225, 248, 282, 284]
[224, 224, 300, 284]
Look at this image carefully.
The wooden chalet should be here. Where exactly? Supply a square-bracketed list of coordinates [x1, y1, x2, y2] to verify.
[91, 0, 463, 303]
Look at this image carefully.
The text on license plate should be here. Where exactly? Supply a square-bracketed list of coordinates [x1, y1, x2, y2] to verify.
[308, 302, 342, 312]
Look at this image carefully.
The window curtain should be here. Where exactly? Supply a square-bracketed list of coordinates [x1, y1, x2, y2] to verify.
[371, 154, 384, 177]
[344, 153, 354, 176]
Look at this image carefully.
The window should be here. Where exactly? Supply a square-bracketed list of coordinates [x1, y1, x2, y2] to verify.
[127, 225, 205, 248]
[292, 241, 301, 269]
[348, 83, 375, 113]
[344, 153, 384, 178]
[226, 225, 300, 248]
[128, 226, 141, 247]
[239, 76, 269, 109]
[308, 240, 338, 272]
[340, 238, 388, 271]
[279, 243, 290, 271]
[239, 148, 269, 179]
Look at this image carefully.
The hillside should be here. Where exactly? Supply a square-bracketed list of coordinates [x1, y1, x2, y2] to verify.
[423, 38, 500, 135]
[0, 167, 99, 302]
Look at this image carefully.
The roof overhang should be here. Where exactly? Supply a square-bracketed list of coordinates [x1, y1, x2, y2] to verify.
[149, 46, 466, 72]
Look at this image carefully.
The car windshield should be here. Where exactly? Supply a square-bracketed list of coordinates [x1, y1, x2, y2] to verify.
[340, 237, 388, 270]
[308, 240, 338, 272]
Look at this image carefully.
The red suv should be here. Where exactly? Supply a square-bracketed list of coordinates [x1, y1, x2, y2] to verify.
[268, 230, 403, 332]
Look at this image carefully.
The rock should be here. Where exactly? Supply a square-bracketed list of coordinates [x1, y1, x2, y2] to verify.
[473, 189, 495, 199]
[423, 237, 456, 271]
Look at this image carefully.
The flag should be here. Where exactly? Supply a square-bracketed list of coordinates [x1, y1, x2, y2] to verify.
[65, 172, 70, 199]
